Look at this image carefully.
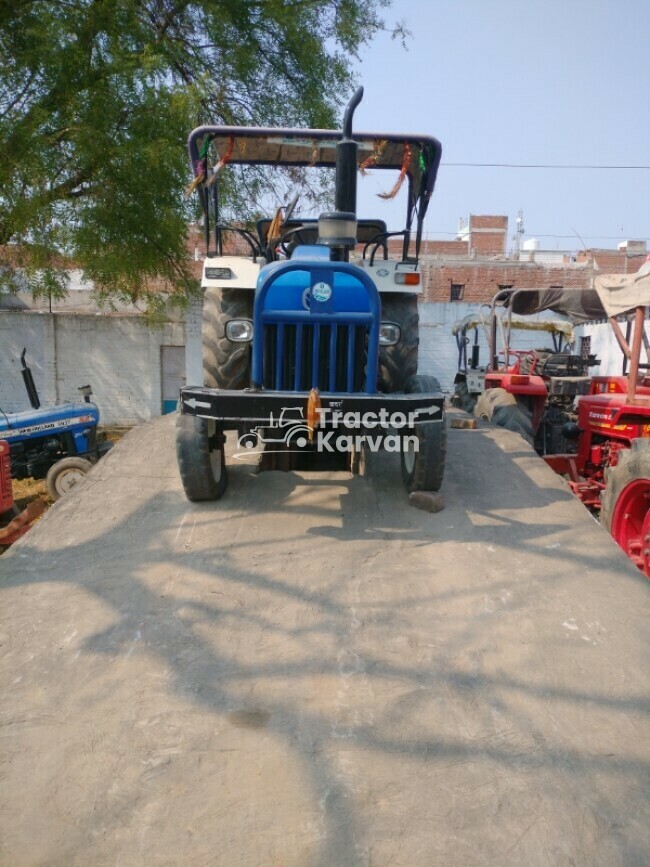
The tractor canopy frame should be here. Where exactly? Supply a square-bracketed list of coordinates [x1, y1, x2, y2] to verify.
[487, 264, 650, 404]
[187, 124, 442, 264]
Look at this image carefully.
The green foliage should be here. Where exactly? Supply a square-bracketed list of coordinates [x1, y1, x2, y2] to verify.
[0, 0, 398, 307]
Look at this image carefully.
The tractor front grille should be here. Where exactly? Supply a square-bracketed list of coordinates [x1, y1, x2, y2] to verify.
[261, 321, 368, 393]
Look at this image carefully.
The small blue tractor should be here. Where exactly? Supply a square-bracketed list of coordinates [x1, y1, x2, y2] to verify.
[177, 87, 447, 500]
[0, 350, 112, 500]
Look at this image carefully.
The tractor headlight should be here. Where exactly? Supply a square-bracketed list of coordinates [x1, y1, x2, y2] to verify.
[379, 322, 401, 346]
[226, 319, 253, 342]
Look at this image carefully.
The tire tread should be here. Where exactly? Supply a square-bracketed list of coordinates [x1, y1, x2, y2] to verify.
[203, 288, 252, 389]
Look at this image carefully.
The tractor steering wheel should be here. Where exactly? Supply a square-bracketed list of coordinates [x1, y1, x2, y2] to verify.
[279, 227, 310, 256]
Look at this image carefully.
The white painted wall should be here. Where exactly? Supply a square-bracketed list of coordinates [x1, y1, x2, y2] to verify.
[0, 311, 185, 425]
[577, 320, 650, 376]
[5, 301, 635, 427]
[417, 301, 572, 391]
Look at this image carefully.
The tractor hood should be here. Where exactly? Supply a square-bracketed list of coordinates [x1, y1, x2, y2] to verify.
[0, 402, 99, 441]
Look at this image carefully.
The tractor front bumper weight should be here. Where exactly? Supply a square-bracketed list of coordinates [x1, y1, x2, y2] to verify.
[180, 386, 445, 431]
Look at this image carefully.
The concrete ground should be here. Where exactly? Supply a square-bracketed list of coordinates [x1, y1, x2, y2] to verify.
[1, 413, 648, 866]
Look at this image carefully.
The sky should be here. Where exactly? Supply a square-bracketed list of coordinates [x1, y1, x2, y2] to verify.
[351, 0, 650, 253]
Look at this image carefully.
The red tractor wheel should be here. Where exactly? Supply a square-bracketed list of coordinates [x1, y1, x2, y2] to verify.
[601, 440, 650, 578]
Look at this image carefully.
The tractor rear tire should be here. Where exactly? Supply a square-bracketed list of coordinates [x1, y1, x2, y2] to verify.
[378, 293, 419, 393]
[202, 288, 253, 389]
[474, 388, 533, 444]
[46, 457, 94, 501]
[400, 374, 446, 492]
[600, 439, 650, 577]
[176, 414, 228, 502]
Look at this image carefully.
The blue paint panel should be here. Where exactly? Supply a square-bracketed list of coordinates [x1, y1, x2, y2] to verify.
[257, 257, 372, 315]
[0, 402, 100, 450]
[252, 255, 381, 394]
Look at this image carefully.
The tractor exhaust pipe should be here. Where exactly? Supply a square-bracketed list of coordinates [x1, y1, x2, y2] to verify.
[319, 88, 364, 260]
[20, 348, 40, 410]
[335, 86, 364, 215]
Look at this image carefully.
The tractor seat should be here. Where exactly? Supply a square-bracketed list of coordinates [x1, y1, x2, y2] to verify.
[518, 349, 553, 375]
[539, 353, 586, 378]
[256, 218, 389, 251]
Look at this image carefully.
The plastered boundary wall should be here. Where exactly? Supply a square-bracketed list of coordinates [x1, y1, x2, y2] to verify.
[1, 300, 644, 425]
[0, 311, 185, 425]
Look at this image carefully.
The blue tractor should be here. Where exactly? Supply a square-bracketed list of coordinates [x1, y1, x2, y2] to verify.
[177, 88, 446, 500]
[0, 350, 112, 500]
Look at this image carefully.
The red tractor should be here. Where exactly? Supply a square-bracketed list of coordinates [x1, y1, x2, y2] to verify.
[0, 441, 44, 549]
[475, 263, 650, 577]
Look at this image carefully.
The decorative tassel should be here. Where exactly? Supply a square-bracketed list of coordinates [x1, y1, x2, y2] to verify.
[205, 136, 235, 187]
[185, 138, 212, 196]
[185, 159, 206, 196]
[378, 142, 411, 200]
[359, 139, 387, 175]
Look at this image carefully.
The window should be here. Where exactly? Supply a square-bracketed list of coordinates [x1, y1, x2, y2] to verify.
[450, 283, 464, 301]
[497, 283, 514, 291]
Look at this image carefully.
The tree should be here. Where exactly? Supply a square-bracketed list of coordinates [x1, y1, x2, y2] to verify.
[0, 0, 402, 308]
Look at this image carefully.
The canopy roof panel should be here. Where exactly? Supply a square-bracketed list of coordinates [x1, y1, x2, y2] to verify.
[187, 126, 442, 206]
[507, 264, 649, 323]
[452, 313, 574, 340]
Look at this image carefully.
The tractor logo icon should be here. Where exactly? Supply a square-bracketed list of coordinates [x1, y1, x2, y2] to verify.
[312, 281, 332, 302]
[236, 408, 312, 453]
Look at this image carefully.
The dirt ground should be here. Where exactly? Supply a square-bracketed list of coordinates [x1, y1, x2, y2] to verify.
[0, 413, 648, 866]
[4, 427, 127, 532]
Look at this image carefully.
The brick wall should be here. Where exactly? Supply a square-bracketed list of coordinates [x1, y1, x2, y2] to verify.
[420, 259, 594, 303]
[467, 214, 508, 256]
[577, 248, 647, 274]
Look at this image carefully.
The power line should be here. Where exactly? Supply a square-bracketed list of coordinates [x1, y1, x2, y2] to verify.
[426, 230, 649, 240]
[525, 233, 648, 240]
[442, 162, 650, 170]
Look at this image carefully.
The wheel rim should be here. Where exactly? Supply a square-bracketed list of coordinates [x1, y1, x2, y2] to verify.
[56, 468, 87, 496]
[403, 438, 416, 474]
[611, 478, 650, 577]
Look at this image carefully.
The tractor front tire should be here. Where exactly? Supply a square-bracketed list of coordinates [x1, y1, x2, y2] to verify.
[46, 457, 94, 501]
[378, 293, 419, 393]
[203, 288, 253, 389]
[474, 387, 533, 444]
[600, 439, 650, 577]
[400, 374, 446, 492]
[176, 414, 228, 502]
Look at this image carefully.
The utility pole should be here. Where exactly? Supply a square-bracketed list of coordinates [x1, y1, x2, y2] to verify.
[512, 210, 525, 259]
